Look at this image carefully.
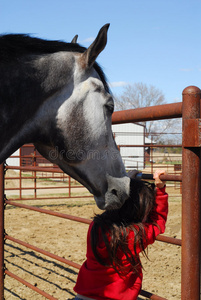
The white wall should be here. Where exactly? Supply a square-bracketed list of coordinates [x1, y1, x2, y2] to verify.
[112, 123, 145, 170]
[6, 149, 20, 167]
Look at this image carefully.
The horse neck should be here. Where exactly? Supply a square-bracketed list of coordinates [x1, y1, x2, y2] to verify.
[0, 52, 75, 162]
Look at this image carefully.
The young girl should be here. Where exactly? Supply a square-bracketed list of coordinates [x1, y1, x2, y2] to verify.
[74, 170, 168, 300]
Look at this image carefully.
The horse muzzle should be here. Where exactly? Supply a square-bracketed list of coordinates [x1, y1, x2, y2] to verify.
[94, 175, 130, 210]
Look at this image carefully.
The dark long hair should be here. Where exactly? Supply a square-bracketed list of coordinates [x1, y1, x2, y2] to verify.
[90, 179, 156, 276]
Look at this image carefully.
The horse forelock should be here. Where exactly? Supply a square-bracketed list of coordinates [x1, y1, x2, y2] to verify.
[0, 34, 110, 93]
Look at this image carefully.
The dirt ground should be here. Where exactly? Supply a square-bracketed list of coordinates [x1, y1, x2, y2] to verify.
[4, 171, 182, 300]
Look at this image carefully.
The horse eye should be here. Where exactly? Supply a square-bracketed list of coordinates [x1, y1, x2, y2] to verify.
[105, 99, 114, 114]
[105, 103, 114, 114]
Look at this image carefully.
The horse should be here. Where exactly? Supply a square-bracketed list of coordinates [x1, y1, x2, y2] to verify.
[0, 24, 130, 210]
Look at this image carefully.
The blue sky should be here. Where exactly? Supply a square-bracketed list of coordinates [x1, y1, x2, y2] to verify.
[1, 0, 200, 104]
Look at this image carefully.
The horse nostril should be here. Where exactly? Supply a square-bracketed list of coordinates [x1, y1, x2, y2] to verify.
[111, 189, 118, 196]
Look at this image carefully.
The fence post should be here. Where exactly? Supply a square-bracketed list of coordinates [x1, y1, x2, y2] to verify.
[0, 163, 5, 299]
[33, 148, 37, 199]
[182, 86, 201, 300]
[68, 176, 71, 197]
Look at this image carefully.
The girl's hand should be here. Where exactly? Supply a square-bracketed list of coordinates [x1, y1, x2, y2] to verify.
[153, 169, 167, 189]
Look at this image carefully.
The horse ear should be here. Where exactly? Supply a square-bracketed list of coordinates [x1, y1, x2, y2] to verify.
[71, 35, 78, 43]
[80, 23, 110, 69]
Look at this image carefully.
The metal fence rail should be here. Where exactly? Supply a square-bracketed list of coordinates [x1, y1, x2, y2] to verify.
[5, 160, 182, 200]
[5, 165, 93, 201]
[5, 199, 182, 246]
[5, 270, 57, 300]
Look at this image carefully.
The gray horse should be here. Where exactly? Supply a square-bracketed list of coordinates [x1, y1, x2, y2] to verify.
[0, 24, 130, 210]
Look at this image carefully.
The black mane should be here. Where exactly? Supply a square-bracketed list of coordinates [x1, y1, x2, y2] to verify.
[0, 34, 110, 93]
[0, 34, 86, 58]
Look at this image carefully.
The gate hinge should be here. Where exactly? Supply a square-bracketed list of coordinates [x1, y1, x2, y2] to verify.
[183, 119, 201, 147]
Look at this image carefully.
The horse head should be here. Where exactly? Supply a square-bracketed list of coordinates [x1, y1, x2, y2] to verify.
[33, 24, 130, 210]
[0, 25, 130, 210]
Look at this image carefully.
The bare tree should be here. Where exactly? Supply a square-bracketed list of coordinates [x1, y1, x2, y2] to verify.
[114, 82, 181, 143]
[115, 83, 165, 110]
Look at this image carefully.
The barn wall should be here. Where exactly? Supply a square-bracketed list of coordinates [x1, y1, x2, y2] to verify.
[6, 150, 20, 167]
[112, 123, 145, 170]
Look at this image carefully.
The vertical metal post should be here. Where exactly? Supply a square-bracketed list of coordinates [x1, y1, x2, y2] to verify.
[150, 136, 153, 174]
[0, 163, 5, 299]
[143, 125, 146, 169]
[68, 176, 71, 197]
[182, 86, 201, 300]
[33, 148, 37, 199]
[19, 167, 22, 200]
[19, 147, 22, 200]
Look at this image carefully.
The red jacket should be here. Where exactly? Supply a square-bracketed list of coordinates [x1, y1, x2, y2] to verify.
[74, 187, 168, 300]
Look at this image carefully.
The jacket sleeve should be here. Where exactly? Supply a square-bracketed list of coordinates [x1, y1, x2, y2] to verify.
[143, 186, 168, 246]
